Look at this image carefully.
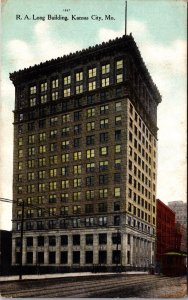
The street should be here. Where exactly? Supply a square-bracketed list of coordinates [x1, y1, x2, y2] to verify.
[0, 274, 187, 298]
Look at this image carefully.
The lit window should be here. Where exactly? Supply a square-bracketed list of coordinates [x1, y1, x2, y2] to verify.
[41, 95, 47, 103]
[61, 140, 69, 149]
[115, 116, 122, 125]
[62, 114, 70, 123]
[61, 193, 68, 202]
[28, 172, 35, 180]
[102, 64, 110, 74]
[87, 122, 95, 131]
[74, 165, 82, 174]
[61, 166, 68, 176]
[88, 67, 96, 78]
[76, 72, 83, 82]
[61, 206, 68, 215]
[30, 86, 36, 94]
[86, 162, 95, 173]
[52, 91, 58, 101]
[100, 105, 109, 114]
[87, 108, 95, 118]
[62, 180, 69, 189]
[49, 169, 57, 178]
[49, 207, 56, 216]
[73, 178, 81, 188]
[115, 145, 121, 153]
[100, 118, 109, 129]
[76, 85, 83, 94]
[39, 145, 46, 153]
[30, 98, 36, 107]
[73, 205, 81, 214]
[74, 151, 82, 161]
[101, 78, 109, 87]
[40, 82, 47, 92]
[73, 192, 81, 201]
[116, 74, 123, 83]
[38, 157, 46, 166]
[52, 79, 58, 89]
[18, 149, 23, 158]
[88, 81, 96, 91]
[28, 160, 35, 168]
[38, 170, 45, 179]
[115, 102, 122, 111]
[49, 181, 57, 191]
[49, 155, 57, 165]
[61, 153, 69, 162]
[28, 147, 35, 156]
[114, 187, 121, 197]
[99, 188, 108, 198]
[99, 161, 108, 171]
[50, 117, 58, 126]
[100, 146, 108, 156]
[64, 75, 71, 85]
[39, 133, 46, 142]
[38, 183, 45, 192]
[64, 88, 70, 97]
[86, 190, 94, 200]
[116, 59, 123, 69]
[86, 149, 95, 159]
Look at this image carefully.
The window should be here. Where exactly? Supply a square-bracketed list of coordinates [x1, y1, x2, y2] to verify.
[73, 151, 81, 160]
[73, 178, 81, 188]
[98, 202, 107, 212]
[116, 74, 123, 83]
[114, 201, 120, 211]
[115, 130, 121, 141]
[86, 176, 94, 186]
[86, 190, 94, 200]
[64, 75, 71, 85]
[74, 165, 82, 175]
[115, 159, 121, 169]
[86, 234, 93, 245]
[86, 162, 95, 173]
[85, 204, 94, 213]
[26, 252, 33, 264]
[85, 251, 93, 264]
[99, 174, 108, 185]
[49, 181, 57, 191]
[49, 252, 56, 264]
[112, 250, 121, 264]
[61, 251, 68, 264]
[115, 116, 122, 125]
[61, 180, 69, 189]
[52, 78, 58, 89]
[50, 117, 58, 126]
[49, 220, 57, 229]
[114, 215, 120, 226]
[99, 188, 108, 198]
[98, 216, 107, 226]
[74, 138, 81, 148]
[40, 82, 47, 92]
[101, 78, 109, 87]
[99, 161, 108, 171]
[115, 145, 121, 153]
[38, 236, 44, 246]
[26, 237, 33, 247]
[87, 122, 95, 131]
[112, 233, 121, 244]
[100, 104, 109, 115]
[73, 251, 80, 264]
[100, 119, 108, 129]
[73, 192, 81, 201]
[73, 234, 80, 245]
[61, 206, 68, 215]
[49, 208, 56, 216]
[76, 85, 83, 94]
[72, 218, 81, 228]
[61, 193, 68, 202]
[86, 149, 95, 159]
[74, 124, 82, 134]
[76, 71, 83, 82]
[64, 88, 70, 97]
[73, 205, 81, 214]
[62, 127, 69, 136]
[50, 155, 57, 165]
[49, 236, 56, 246]
[52, 91, 58, 101]
[88, 81, 96, 91]
[102, 63, 110, 74]
[62, 153, 69, 162]
[88, 67, 96, 78]
[85, 217, 94, 228]
[61, 140, 69, 150]
[87, 108, 95, 118]
[116, 59, 123, 69]
[114, 187, 121, 197]
[49, 194, 57, 203]
[115, 102, 122, 112]
[61, 235, 68, 246]
[99, 233, 107, 244]
[100, 146, 108, 156]
[86, 135, 95, 145]
[30, 85, 36, 94]
[74, 111, 82, 121]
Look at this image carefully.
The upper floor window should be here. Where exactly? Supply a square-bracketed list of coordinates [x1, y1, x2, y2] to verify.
[30, 98, 36, 107]
[64, 75, 71, 85]
[88, 67, 96, 78]
[88, 81, 96, 91]
[30, 86, 36, 95]
[101, 78, 109, 87]
[52, 79, 58, 89]
[76, 71, 83, 82]
[64, 88, 70, 98]
[102, 64, 110, 74]
[116, 59, 123, 70]
[40, 82, 47, 92]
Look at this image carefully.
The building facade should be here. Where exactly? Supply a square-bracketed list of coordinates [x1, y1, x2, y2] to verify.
[10, 34, 161, 271]
[168, 201, 187, 227]
[156, 199, 186, 275]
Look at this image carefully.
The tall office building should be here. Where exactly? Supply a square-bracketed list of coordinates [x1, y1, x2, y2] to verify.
[10, 34, 161, 271]
[168, 201, 187, 227]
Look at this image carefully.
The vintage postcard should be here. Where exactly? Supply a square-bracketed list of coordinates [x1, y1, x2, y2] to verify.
[0, 0, 187, 298]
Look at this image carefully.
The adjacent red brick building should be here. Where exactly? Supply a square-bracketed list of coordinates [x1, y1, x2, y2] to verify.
[156, 199, 186, 276]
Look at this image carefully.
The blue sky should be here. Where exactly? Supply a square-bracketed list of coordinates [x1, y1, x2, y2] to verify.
[0, 0, 187, 230]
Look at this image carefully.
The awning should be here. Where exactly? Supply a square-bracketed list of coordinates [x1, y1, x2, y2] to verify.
[164, 252, 187, 256]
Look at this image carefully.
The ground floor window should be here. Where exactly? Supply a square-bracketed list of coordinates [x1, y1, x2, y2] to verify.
[61, 251, 68, 264]
[73, 251, 80, 264]
[112, 250, 121, 264]
[85, 251, 93, 264]
[99, 250, 107, 264]
[49, 251, 56, 264]
[26, 252, 33, 264]
[16, 251, 21, 264]
[37, 252, 44, 264]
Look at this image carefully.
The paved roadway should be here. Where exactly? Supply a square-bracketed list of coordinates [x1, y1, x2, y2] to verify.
[0, 274, 187, 298]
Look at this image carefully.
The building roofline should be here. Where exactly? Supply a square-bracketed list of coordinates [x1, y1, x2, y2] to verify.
[9, 34, 161, 103]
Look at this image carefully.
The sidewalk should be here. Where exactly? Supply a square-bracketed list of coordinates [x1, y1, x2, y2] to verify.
[0, 271, 149, 282]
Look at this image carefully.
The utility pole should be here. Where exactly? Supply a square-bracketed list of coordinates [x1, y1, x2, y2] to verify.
[125, 1, 127, 35]
[19, 200, 24, 280]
